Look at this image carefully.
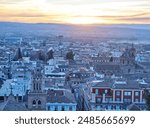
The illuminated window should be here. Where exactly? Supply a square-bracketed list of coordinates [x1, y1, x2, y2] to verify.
[124, 91, 131, 96]
[135, 92, 139, 96]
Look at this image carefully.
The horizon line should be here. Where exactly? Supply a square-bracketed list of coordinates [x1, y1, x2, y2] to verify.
[0, 21, 150, 26]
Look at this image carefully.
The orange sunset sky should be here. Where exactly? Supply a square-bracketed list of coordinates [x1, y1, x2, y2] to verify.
[0, 0, 150, 24]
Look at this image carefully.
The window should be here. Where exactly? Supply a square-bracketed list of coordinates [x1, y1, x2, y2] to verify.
[33, 83, 36, 90]
[135, 99, 139, 102]
[128, 92, 131, 96]
[36, 83, 39, 90]
[116, 91, 121, 96]
[107, 105, 112, 110]
[116, 98, 121, 102]
[142, 99, 145, 103]
[47, 106, 50, 110]
[124, 92, 127, 96]
[39, 85, 41, 90]
[58, 106, 62, 111]
[55, 107, 58, 111]
[32, 100, 36, 106]
[62, 107, 65, 111]
[96, 106, 101, 111]
[65, 106, 69, 111]
[50, 106, 55, 111]
[95, 89, 99, 95]
[124, 91, 131, 96]
[124, 98, 131, 103]
[135, 92, 139, 96]
[69, 106, 72, 111]
[97, 98, 101, 103]
[108, 98, 112, 102]
[37, 100, 42, 109]
[116, 106, 120, 110]
[123, 60, 124, 64]
[128, 69, 131, 73]
[38, 100, 41, 105]
[106, 98, 112, 103]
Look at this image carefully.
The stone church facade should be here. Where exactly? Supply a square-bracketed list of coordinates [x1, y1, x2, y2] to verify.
[92, 45, 144, 76]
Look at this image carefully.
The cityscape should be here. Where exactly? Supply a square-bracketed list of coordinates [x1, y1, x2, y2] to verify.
[0, 0, 150, 111]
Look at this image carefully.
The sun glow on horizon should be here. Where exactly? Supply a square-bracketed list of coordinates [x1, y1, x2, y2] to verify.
[65, 17, 108, 25]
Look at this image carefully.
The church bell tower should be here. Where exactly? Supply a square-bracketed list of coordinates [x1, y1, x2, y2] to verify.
[28, 68, 47, 110]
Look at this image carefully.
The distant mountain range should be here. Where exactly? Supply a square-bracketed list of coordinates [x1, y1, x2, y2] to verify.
[0, 22, 150, 40]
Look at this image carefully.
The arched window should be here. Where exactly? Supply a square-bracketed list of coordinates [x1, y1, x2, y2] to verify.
[37, 100, 42, 109]
[38, 100, 41, 105]
[39, 85, 41, 90]
[33, 83, 36, 90]
[32, 100, 36, 106]
[36, 83, 39, 90]
[128, 60, 129, 64]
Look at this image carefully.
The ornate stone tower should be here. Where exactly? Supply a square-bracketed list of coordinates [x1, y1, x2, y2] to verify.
[120, 45, 136, 65]
[28, 68, 47, 110]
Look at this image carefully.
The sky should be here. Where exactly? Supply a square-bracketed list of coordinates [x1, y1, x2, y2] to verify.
[0, 0, 150, 24]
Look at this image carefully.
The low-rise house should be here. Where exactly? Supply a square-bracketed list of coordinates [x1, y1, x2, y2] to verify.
[46, 89, 77, 111]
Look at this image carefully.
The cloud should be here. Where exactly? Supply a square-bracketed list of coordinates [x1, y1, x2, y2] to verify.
[71, 12, 150, 24]
[74, 12, 150, 19]
[119, 17, 150, 23]
[100, 14, 150, 23]
[0, 0, 25, 4]
[131, 12, 150, 17]
[0, 13, 48, 18]
[0, 0, 150, 24]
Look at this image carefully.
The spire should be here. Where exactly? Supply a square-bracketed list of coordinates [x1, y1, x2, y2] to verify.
[10, 83, 13, 95]
[132, 43, 134, 48]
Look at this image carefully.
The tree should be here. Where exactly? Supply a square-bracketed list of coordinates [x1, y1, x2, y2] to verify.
[144, 89, 150, 111]
[109, 57, 113, 62]
[38, 50, 45, 61]
[66, 50, 74, 60]
[13, 48, 22, 61]
[47, 50, 54, 60]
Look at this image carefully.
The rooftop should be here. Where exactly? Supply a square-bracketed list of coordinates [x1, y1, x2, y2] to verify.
[47, 89, 76, 104]
[0, 79, 30, 96]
